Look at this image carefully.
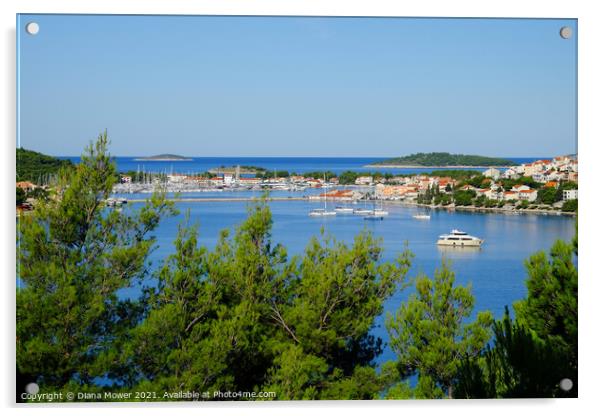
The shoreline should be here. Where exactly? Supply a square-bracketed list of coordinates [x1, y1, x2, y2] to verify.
[116, 196, 576, 217]
[389, 200, 576, 217]
[363, 164, 515, 169]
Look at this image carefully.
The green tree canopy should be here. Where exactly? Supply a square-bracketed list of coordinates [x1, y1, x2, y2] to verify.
[386, 261, 493, 398]
[17, 131, 177, 391]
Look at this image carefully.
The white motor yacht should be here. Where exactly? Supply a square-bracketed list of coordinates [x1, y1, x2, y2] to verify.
[437, 229, 483, 247]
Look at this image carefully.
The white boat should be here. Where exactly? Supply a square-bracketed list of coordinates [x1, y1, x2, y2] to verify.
[364, 208, 388, 220]
[437, 229, 483, 247]
[353, 208, 373, 216]
[413, 214, 431, 220]
[309, 208, 337, 217]
[334, 206, 354, 214]
[106, 197, 127, 207]
[373, 208, 389, 217]
[364, 214, 384, 221]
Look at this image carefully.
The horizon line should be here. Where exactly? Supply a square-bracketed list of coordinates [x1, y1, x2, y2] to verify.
[51, 154, 573, 159]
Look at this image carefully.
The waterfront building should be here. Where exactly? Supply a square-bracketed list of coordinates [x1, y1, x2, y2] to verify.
[518, 189, 538, 202]
[563, 189, 578, 201]
[355, 176, 373, 186]
[504, 191, 519, 202]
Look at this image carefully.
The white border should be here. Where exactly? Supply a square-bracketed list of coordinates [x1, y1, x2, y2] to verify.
[2, 1, 600, 416]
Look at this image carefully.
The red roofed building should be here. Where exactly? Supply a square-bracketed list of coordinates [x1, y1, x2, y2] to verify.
[518, 189, 538, 202]
[16, 181, 36, 192]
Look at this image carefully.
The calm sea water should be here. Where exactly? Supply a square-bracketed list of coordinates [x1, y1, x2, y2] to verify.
[118, 197, 575, 365]
[60, 156, 547, 176]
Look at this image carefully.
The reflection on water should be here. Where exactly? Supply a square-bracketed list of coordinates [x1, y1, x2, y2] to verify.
[437, 245, 482, 260]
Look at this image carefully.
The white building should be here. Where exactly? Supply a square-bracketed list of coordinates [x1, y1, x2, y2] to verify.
[511, 184, 532, 193]
[355, 176, 373, 186]
[563, 189, 578, 201]
[518, 189, 538, 202]
[502, 168, 520, 180]
[503, 191, 519, 202]
[483, 168, 501, 180]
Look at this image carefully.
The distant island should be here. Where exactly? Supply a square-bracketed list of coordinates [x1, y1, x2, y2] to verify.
[209, 165, 267, 175]
[367, 152, 518, 168]
[133, 154, 193, 161]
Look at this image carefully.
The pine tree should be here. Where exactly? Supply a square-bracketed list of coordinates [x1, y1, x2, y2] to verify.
[17, 131, 177, 394]
[386, 260, 493, 398]
[454, 226, 578, 398]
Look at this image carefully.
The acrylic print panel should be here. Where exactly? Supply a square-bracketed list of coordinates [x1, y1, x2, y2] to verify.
[16, 14, 577, 403]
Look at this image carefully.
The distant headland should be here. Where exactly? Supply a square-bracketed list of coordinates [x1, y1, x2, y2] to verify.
[366, 152, 518, 168]
[133, 154, 193, 161]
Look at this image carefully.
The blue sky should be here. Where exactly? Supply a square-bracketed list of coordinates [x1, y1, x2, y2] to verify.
[17, 15, 577, 157]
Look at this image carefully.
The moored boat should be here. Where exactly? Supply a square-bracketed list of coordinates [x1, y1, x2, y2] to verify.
[334, 206, 354, 214]
[309, 208, 337, 217]
[437, 229, 483, 247]
[413, 214, 430, 220]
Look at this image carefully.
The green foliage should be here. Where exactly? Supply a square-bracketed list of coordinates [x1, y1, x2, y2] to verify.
[257, 170, 291, 179]
[559, 181, 578, 191]
[455, 230, 578, 398]
[464, 174, 487, 188]
[515, 239, 577, 363]
[17, 147, 74, 184]
[561, 199, 577, 212]
[517, 200, 530, 209]
[500, 176, 541, 190]
[453, 190, 476, 206]
[433, 193, 452, 206]
[484, 199, 498, 208]
[537, 187, 560, 205]
[16, 132, 578, 401]
[455, 307, 575, 398]
[375, 152, 516, 167]
[473, 195, 486, 207]
[338, 171, 359, 185]
[430, 170, 482, 180]
[301, 170, 336, 181]
[27, 187, 49, 201]
[17, 131, 177, 391]
[118, 197, 413, 399]
[417, 185, 440, 204]
[386, 261, 493, 398]
[16, 187, 26, 205]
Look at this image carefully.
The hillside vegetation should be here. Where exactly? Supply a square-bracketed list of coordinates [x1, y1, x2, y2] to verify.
[373, 152, 516, 167]
[16, 148, 73, 184]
